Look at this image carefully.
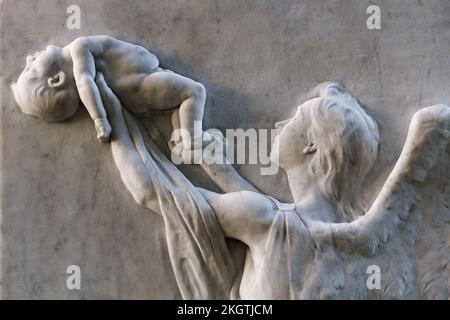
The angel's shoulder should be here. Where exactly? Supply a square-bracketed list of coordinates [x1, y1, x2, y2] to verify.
[200, 189, 277, 225]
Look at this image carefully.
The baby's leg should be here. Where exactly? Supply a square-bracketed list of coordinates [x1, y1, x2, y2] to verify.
[140, 70, 206, 148]
[168, 109, 181, 150]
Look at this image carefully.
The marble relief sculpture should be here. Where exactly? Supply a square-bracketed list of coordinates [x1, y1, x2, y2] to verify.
[11, 35, 209, 162]
[12, 36, 450, 299]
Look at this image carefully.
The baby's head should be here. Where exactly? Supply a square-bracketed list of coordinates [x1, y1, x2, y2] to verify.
[11, 45, 79, 122]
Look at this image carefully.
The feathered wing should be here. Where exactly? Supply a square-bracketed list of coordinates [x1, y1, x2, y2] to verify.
[305, 105, 450, 299]
[415, 154, 450, 299]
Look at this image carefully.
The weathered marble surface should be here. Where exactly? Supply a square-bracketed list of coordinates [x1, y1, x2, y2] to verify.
[1, 0, 450, 299]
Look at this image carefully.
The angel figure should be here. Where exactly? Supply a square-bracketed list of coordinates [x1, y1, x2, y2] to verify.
[94, 73, 450, 300]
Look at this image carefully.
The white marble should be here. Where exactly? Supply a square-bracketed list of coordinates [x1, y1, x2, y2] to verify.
[1, 0, 450, 299]
[93, 77, 450, 299]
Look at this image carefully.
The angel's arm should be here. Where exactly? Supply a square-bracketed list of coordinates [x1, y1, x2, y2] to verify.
[199, 188, 275, 245]
[318, 104, 450, 256]
[168, 119, 258, 193]
[197, 81, 344, 194]
[200, 156, 260, 193]
[95, 73, 160, 214]
[201, 82, 355, 194]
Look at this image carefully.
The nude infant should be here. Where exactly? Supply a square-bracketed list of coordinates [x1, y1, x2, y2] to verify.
[11, 35, 208, 161]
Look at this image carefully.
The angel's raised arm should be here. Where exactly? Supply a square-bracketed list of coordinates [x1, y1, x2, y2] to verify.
[200, 151, 260, 193]
[95, 73, 160, 214]
[316, 104, 450, 256]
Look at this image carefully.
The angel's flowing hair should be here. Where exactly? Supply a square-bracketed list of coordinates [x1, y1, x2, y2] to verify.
[304, 95, 379, 222]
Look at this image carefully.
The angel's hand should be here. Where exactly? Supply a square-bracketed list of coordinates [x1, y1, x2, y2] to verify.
[95, 72, 128, 141]
[95, 72, 122, 118]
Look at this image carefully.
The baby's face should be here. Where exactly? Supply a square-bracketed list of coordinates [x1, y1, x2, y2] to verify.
[16, 46, 64, 103]
[14, 45, 78, 121]
[20, 45, 61, 80]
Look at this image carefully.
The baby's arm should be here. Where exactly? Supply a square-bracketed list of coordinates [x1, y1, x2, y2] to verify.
[70, 38, 111, 142]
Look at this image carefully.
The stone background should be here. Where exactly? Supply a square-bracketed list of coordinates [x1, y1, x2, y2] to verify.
[1, 0, 449, 299]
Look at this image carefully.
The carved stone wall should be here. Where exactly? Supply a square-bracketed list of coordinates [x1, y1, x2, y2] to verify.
[1, 0, 449, 299]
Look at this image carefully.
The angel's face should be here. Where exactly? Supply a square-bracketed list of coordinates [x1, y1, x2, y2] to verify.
[270, 100, 313, 170]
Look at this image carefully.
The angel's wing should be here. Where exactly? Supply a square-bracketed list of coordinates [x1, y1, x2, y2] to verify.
[305, 105, 450, 299]
[416, 147, 450, 299]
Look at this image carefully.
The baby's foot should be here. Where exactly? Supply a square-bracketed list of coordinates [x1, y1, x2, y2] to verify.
[182, 147, 203, 164]
[179, 135, 202, 164]
[169, 130, 228, 164]
[201, 130, 229, 164]
[94, 118, 112, 143]
[183, 131, 228, 164]
[168, 140, 201, 164]
[168, 131, 207, 164]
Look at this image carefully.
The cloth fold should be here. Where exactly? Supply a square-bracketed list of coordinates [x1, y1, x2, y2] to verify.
[122, 110, 236, 299]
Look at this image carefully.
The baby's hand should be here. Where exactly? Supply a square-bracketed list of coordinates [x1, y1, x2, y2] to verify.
[94, 118, 112, 143]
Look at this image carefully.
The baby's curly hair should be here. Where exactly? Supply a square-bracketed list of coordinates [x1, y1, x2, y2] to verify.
[11, 81, 79, 122]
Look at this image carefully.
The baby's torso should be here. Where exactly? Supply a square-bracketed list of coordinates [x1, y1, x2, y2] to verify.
[92, 36, 160, 113]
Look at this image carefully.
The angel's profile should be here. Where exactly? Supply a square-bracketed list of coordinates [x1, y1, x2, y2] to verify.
[25, 70, 450, 299]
